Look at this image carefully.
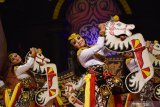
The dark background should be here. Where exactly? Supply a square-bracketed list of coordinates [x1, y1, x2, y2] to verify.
[0, 0, 160, 72]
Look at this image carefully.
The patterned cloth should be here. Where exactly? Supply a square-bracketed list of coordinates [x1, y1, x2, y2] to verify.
[87, 64, 111, 106]
[14, 78, 36, 107]
[86, 64, 126, 106]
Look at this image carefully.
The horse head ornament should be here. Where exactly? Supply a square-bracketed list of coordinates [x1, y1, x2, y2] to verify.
[100, 15, 154, 93]
[146, 40, 160, 66]
[26, 48, 59, 106]
[105, 15, 135, 37]
[35, 48, 50, 65]
[64, 77, 85, 107]
[150, 40, 160, 55]
[102, 16, 136, 52]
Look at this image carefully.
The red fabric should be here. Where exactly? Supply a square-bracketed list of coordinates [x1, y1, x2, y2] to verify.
[126, 94, 132, 107]
[5, 70, 19, 90]
[90, 74, 96, 107]
[54, 98, 59, 107]
[134, 47, 145, 68]
[114, 94, 123, 107]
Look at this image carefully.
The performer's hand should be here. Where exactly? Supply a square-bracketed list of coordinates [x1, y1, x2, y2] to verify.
[30, 47, 37, 58]
[155, 54, 160, 60]
[98, 23, 106, 36]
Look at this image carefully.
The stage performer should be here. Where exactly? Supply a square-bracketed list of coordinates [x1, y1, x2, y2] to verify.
[68, 22, 124, 106]
[5, 47, 38, 107]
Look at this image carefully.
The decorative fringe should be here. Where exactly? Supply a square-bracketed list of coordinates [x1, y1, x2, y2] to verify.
[5, 82, 22, 107]
[108, 95, 115, 107]
[84, 74, 91, 107]
[4, 89, 11, 107]
[54, 98, 59, 107]
[114, 94, 123, 107]
[56, 96, 63, 106]
[90, 74, 96, 107]
[125, 93, 132, 107]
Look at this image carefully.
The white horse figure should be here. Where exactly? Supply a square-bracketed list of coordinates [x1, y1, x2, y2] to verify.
[30, 49, 59, 106]
[145, 40, 160, 100]
[64, 79, 84, 107]
[32, 48, 50, 74]
[146, 40, 160, 67]
[102, 15, 154, 93]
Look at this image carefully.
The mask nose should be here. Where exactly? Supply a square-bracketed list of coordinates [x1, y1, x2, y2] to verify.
[126, 24, 135, 30]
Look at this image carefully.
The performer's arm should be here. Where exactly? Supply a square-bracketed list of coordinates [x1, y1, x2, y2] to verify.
[78, 37, 105, 60]
[14, 57, 34, 76]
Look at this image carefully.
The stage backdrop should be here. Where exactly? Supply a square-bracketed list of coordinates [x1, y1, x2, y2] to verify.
[66, 0, 121, 46]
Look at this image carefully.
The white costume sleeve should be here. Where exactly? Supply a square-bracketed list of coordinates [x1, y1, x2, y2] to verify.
[78, 37, 104, 61]
[14, 57, 34, 76]
[0, 80, 4, 87]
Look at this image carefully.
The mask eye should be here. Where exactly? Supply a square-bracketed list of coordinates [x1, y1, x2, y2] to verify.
[38, 53, 41, 56]
[117, 23, 121, 26]
[156, 45, 160, 48]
